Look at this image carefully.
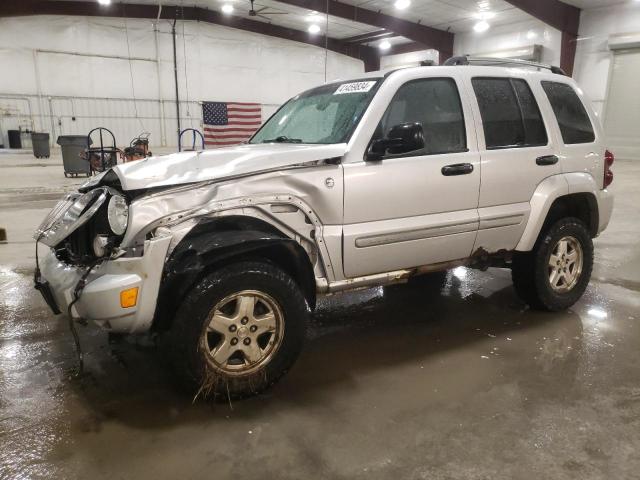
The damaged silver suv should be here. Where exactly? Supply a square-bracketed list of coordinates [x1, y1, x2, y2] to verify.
[35, 58, 614, 398]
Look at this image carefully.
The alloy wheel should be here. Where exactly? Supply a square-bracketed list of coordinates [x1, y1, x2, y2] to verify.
[547, 235, 583, 293]
[201, 290, 284, 376]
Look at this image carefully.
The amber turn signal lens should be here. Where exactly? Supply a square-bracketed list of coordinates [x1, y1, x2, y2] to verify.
[120, 287, 139, 308]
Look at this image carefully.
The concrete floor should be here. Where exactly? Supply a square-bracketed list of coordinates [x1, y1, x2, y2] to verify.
[1, 149, 639, 479]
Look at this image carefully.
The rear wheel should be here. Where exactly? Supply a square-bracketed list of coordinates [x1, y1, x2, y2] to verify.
[512, 217, 593, 311]
[167, 261, 308, 399]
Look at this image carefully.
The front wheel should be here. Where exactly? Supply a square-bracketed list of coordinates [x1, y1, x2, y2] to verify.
[512, 217, 593, 311]
[166, 261, 308, 400]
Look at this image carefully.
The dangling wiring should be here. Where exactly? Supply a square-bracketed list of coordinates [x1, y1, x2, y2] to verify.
[34, 235, 100, 375]
[65, 258, 101, 374]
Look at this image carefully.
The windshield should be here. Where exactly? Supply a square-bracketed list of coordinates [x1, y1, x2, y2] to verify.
[250, 79, 381, 145]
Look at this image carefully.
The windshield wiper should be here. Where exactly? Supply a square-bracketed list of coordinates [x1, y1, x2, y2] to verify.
[263, 136, 303, 143]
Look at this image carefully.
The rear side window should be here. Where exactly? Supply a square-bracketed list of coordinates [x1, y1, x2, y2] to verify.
[377, 77, 467, 156]
[472, 77, 548, 149]
[541, 81, 595, 144]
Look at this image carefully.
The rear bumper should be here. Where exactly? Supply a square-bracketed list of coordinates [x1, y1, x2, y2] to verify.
[596, 188, 614, 235]
[38, 236, 171, 333]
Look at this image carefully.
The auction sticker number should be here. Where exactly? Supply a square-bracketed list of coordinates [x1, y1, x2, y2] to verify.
[334, 81, 377, 95]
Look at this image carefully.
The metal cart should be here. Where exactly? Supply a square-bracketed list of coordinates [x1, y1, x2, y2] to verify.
[122, 132, 151, 162]
[178, 128, 205, 152]
[86, 127, 120, 174]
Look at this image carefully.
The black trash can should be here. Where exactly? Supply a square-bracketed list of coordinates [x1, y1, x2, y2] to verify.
[31, 132, 50, 158]
[8, 130, 21, 149]
[57, 135, 91, 177]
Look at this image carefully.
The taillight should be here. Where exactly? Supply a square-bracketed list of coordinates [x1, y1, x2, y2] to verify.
[603, 149, 614, 188]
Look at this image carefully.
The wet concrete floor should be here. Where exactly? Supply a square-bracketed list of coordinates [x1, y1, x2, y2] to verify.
[1, 151, 639, 479]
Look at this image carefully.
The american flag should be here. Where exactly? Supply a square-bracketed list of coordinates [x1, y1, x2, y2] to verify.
[203, 101, 262, 147]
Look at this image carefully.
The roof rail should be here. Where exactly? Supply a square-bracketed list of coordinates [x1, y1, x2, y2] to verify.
[443, 55, 566, 76]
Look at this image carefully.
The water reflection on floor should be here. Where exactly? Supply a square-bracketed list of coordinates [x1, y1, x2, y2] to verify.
[1, 262, 639, 479]
[1, 159, 640, 479]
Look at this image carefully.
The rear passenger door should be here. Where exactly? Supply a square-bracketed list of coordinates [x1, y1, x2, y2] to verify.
[468, 76, 561, 252]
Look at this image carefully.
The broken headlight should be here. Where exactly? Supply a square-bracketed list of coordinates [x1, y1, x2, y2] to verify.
[35, 188, 108, 247]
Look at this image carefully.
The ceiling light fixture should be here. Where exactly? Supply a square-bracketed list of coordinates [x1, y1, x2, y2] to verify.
[379, 40, 391, 51]
[221, 3, 234, 14]
[394, 0, 411, 10]
[474, 11, 495, 20]
[305, 12, 324, 22]
[474, 21, 490, 33]
[308, 24, 321, 34]
[97, 0, 111, 5]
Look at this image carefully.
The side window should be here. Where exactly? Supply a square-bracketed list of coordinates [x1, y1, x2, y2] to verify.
[472, 77, 548, 149]
[377, 78, 467, 156]
[541, 81, 595, 144]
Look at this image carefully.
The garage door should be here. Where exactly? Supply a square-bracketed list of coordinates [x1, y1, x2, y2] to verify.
[603, 50, 640, 161]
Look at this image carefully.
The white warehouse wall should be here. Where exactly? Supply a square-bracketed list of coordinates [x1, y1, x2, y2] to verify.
[0, 15, 364, 148]
[380, 49, 439, 70]
[454, 18, 562, 66]
[573, 1, 640, 118]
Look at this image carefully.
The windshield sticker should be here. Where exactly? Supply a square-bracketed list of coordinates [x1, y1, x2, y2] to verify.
[334, 81, 377, 95]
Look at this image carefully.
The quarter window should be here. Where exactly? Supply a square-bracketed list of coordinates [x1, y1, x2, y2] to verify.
[541, 81, 595, 144]
[472, 77, 548, 149]
[376, 78, 467, 156]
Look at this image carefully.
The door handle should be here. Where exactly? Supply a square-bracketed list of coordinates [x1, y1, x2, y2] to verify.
[441, 163, 474, 176]
[536, 155, 559, 166]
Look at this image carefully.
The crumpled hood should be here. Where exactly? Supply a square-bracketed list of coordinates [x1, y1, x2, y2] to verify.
[111, 143, 348, 191]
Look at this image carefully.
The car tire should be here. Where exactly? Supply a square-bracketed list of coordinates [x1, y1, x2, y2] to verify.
[167, 260, 308, 400]
[512, 217, 593, 311]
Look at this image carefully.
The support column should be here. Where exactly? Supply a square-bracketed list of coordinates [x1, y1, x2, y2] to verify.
[560, 31, 578, 76]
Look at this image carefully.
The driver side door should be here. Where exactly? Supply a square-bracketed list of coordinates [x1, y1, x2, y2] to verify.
[342, 76, 481, 278]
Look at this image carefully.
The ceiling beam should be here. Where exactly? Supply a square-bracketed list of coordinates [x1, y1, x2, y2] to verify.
[343, 30, 395, 44]
[0, 1, 380, 70]
[503, 0, 580, 36]
[560, 31, 578, 77]
[503, 0, 580, 75]
[271, 0, 454, 59]
[381, 41, 431, 56]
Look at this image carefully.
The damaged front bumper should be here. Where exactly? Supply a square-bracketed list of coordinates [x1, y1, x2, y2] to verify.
[37, 236, 171, 333]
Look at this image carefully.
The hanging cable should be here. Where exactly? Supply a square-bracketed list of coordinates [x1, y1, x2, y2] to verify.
[181, 4, 191, 121]
[123, 13, 146, 131]
[324, 0, 329, 82]
[172, 18, 181, 145]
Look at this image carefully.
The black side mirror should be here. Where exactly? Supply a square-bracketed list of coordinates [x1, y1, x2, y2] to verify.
[366, 122, 425, 161]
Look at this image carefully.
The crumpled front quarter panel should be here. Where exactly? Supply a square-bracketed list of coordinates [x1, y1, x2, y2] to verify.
[122, 164, 345, 248]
